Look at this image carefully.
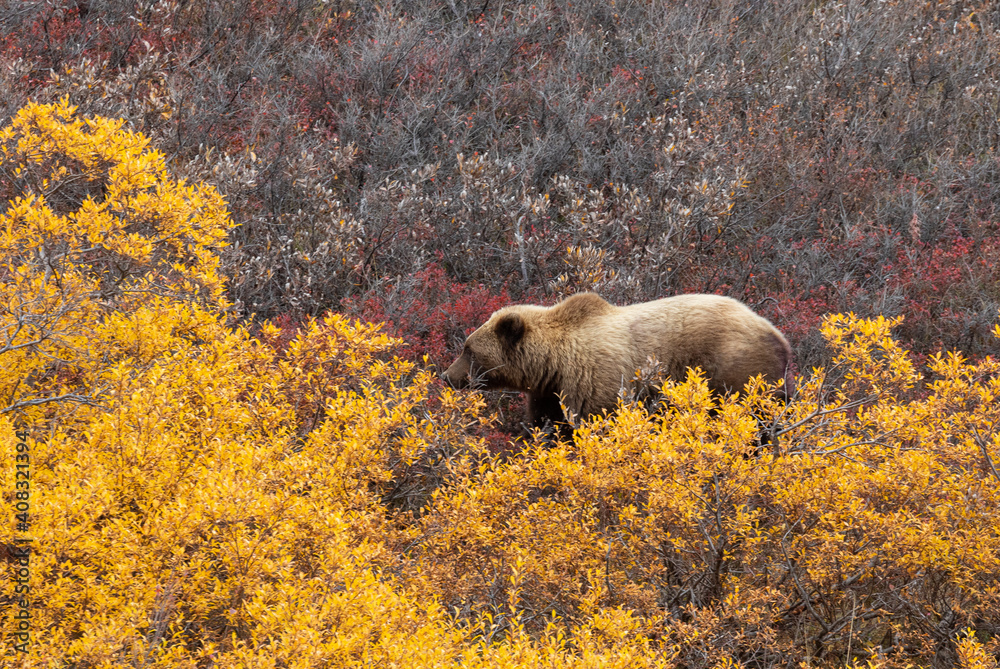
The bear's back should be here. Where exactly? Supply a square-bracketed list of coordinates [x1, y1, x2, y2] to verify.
[620, 294, 788, 394]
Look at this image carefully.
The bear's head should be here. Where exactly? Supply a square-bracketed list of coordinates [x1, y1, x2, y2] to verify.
[442, 310, 527, 390]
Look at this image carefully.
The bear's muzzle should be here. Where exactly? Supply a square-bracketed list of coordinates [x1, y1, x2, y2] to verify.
[442, 353, 472, 389]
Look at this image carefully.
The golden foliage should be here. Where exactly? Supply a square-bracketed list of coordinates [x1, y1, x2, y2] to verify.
[959, 631, 1000, 669]
[0, 98, 230, 422]
[2, 104, 1000, 668]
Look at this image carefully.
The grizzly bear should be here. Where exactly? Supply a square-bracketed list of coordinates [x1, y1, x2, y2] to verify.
[442, 292, 792, 432]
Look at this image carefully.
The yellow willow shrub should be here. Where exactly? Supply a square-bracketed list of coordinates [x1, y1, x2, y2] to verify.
[0, 309, 501, 667]
[0, 312, 681, 667]
[403, 313, 1000, 668]
[0, 99, 229, 419]
[958, 630, 1000, 669]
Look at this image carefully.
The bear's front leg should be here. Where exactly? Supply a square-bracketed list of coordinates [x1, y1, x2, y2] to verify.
[527, 392, 563, 428]
[527, 392, 574, 442]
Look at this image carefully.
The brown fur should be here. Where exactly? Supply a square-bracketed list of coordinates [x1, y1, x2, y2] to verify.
[442, 292, 793, 430]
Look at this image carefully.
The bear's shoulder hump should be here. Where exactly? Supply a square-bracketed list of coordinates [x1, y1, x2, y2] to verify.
[548, 292, 614, 325]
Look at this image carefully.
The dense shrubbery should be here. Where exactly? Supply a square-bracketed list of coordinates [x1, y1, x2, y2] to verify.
[3, 0, 1000, 369]
[5, 0, 1000, 664]
[2, 102, 1000, 668]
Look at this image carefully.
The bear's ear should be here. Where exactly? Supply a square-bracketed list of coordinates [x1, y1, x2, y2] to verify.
[494, 313, 526, 348]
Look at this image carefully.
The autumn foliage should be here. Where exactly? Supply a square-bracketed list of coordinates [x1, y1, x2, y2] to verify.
[1, 102, 999, 668]
[3, 0, 1000, 370]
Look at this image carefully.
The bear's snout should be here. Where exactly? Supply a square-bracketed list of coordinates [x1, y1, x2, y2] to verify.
[442, 354, 472, 389]
[441, 370, 470, 389]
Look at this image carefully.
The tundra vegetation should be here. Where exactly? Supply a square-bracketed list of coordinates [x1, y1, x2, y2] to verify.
[1, 1, 1000, 666]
